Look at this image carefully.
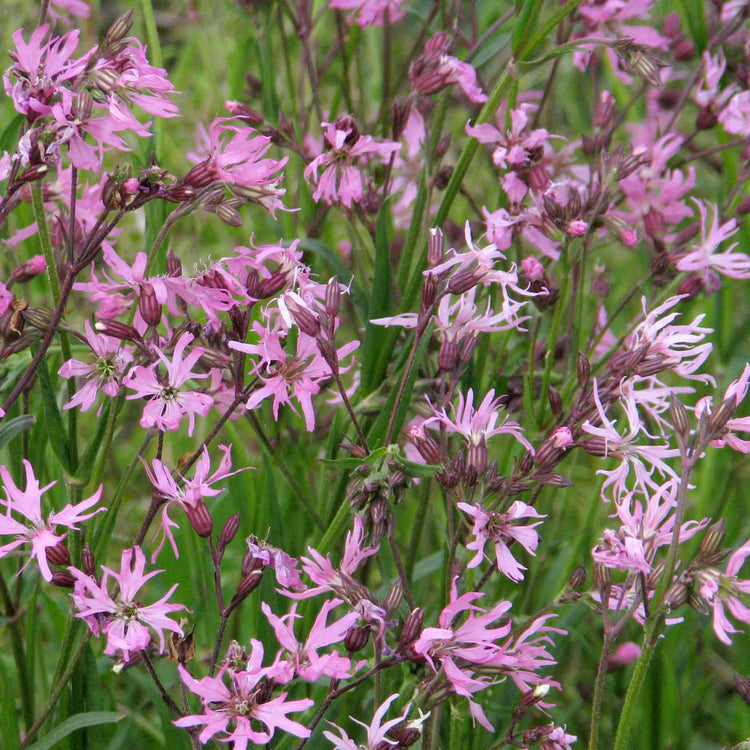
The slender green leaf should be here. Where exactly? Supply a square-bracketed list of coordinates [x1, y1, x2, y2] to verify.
[361, 201, 395, 392]
[0, 414, 35, 451]
[0, 660, 20, 749]
[26, 712, 123, 750]
[512, 0, 544, 54]
[35, 355, 75, 474]
[367, 323, 434, 447]
[74, 401, 111, 485]
[0, 114, 23, 153]
[677, 0, 707, 53]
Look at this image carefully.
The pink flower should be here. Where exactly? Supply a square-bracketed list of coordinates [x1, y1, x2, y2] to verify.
[696, 364, 750, 453]
[609, 642, 641, 666]
[245, 536, 305, 590]
[696, 541, 750, 645]
[719, 91, 750, 137]
[457, 501, 545, 581]
[262, 599, 360, 683]
[229, 323, 357, 432]
[323, 694, 415, 749]
[58, 321, 133, 411]
[676, 200, 749, 281]
[427, 388, 533, 468]
[187, 117, 288, 216]
[69, 546, 185, 659]
[304, 119, 400, 207]
[328, 0, 406, 28]
[0, 460, 104, 582]
[175, 640, 314, 746]
[123, 332, 214, 435]
[144, 445, 247, 559]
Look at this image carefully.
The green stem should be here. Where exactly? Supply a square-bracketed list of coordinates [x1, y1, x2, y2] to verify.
[613, 639, 655, 750]
[589, 631, 614, 750]
[31, 181, 77, 466]
[139, 0, 164, 158]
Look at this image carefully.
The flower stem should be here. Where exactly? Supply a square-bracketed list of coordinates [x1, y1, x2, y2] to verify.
[613, 639, 655, 750]
[589, 631, 614, 750]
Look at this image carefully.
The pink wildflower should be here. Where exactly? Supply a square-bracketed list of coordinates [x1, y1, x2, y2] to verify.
[696, 541, 750, 645]
[245, 536, 305, 590]
[323, 694, 416, 749]
[0, 460, 103, 582]
[676, 200, 750, 281]
[328, 0, 406, 28]
[304, 118, 400, 207]
[175, 640, 314, 746]
[457, 501, 545, 581]
[262, 599, 360, 683]
[58, 321, 133, 411]
[696, 364, 750, 452]
[123, 332, 214, 435]
[144, 445, 247, 559]
[719, 91, 750, 137]
[69, 546, 185, 659]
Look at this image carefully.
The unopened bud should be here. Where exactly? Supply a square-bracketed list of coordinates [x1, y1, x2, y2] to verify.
[224, 100, 263, 125]
[594, 562, 611, 587]
[258, 269, 289, 298]
[568, 565, 587, 590]
[325, 277, 340, 316]
[670, 396, 691, 438]
[94, 320, 140, 341]
[9, 256, 45, 286]
[184, 160, 218, 188]
[45, 540, 71, 567]
[241, 549, 267, 576]
[518, 451, 535, 474]
[427, 228, 444, 267]
[106, 9, 134, 44]
[74, 91, 93, 122]
[166, 250, 182, 278]
[435, 133, 451, 159]
[344, 624, 371, 653]
[664, 580, 689, 610]
[736, 196, 750, 215]
[700, 518, 726, 557]
[230, 569, 264, 607]
[447, 268, 481, 295]
[215, 203, 243, 227]
[410, 428, 442, 464]
[287, 299, 320, 337]
[81, 544, 96, 577]
[391, 97, 412, 140]
[398, 607, 424, 652]
[709, 396, 737, 439]
[384, 579, 403, 614]
[433, 165, 453, 190]
[18, 164, 49, 183]
[593, 90, 615, 129]
[438, 339, 458, 371]
[50, 571, 76, 588]
[386, 725, 422, 747]
[167, 183, 197, 202]
[185, 498, 214, 538]
[218, 513, 241, 553]
[696, 105, 718, 131]
[577, 352, 590, 388]
[548, 385, 562, 416]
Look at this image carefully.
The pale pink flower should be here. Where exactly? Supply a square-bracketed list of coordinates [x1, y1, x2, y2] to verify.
[457, 501, 545, 581]
[175, 640, 313, 746]
[304, 120, 400, 207]
[696, 541, 750, 645]
[0, 460, 103, 582]
[262, 599, 359, 683]
[69, 546, 185, 659]
[123, 332, 214, 435]
[676, 200, 750, 281]
[696, 364, 750, 453]
[593, 479, 707, 574]
[719, 91, 750, 137]
[323, 694, 415, 749]
[58, 321, 133, 411]
[328, 0, 406, 28]
[609, 642, 641, 666]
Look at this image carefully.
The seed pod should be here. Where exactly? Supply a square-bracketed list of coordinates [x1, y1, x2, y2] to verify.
[218, 513, 241, 554]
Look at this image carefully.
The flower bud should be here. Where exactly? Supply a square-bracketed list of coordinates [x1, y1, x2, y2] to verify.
[398, 607, 424, 653]
[427, 228, 444, 267]
[548, 385, 562, 416]
[568, 565, 586, 590]
[184, 160, 219, 188]
[577, 352, 590, 388]
[218, 513, 241, 554]
[593, 90, 615, 129]
[81, 544, 96, 578]
[391, 97, 411, 140]
[664, 580, 689, 610]
[230, 569, 264, 608]
[700, 518, 726, 557]
[45, 540, 71, 567]
[94, 320, 140, 341]
[325, 277, 341, 317]
[50, 571, 76, 588]
[225, 100, 264, 125]
[669, 396, 691, 438]
[344, 624, 370, 653]
[106, 9, 134, 44]
[286, 299, 320, 337]
[384, 579, 403, 614]
[736, 674, 750, 706]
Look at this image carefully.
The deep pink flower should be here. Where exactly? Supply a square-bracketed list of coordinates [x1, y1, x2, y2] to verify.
[262, 599, 360, 683]
[175, 640, 314, 747]
[0, 460, 103, 582]
[457, 501, 545, 582]
[328, 0, 406, 28]
[123, 332, 214, 435]
[144, 445, 247, 559]
[69, 546, 185, 659]
[245, 536, 305, 590]
[304, 120, 400, 207]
